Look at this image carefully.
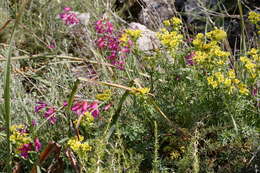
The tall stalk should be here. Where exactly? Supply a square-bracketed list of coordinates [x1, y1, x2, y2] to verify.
[237, 0, 247, 54]
[3, 1, 28, 172]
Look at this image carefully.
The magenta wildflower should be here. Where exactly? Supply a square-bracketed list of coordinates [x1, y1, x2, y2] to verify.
[94, 19, 134, 70]
[35, 102, 47, 113]
[34, 138, 41, 152]
[72, 101, 100, 118]
[32, 120, 37, 126]
[43, 108, 57, 124]
[88, 101, 100, 118]
[63, 101, 68, 107]
[63, 7, 72, 12]
[95, 19, 114, 34]
[71, 101, 88, 115]
[59, 7, 79, 26]
[104, 104, 112, 111]
[185, 51, 195, 66]
[18, 143, 32, 159]
[48, 41, 56, 49]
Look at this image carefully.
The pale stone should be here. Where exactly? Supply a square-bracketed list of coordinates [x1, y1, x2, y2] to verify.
[129, 22, 160, 51]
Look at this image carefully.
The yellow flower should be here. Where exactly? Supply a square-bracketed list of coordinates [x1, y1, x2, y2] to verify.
[125, 29, 142, 40]
[206, 28, 227, 41]
[214, 72, 224, 83]
[95, 89, 112, 101]
[224, 78, 232, 87]
[240, 56, 249, 63]
[67, 135, 92, 157]
[228, 69, 236, 79]
[170, 17, 182, 26]
[238, 83, 249, 95]
[119, 33, 129, 43]
[163, 20, 171, 27]
[248, 48, 258, 56]
[232, 79, 240, 84]
[194, 51, 207, 64]
[207, 76, 218, 88]
[74, 112, 94, 128]
[131, 87, 150, 95]
[248, 11, 260, 25]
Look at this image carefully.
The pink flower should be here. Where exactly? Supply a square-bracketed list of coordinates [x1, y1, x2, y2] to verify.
[35, 102, 47, 113]
[104, 104, 112, 111]
[63, 101, 68, 107]
[185, 51, 195, 66]
[48, 41, 56, 49]
[34, 138, 41, 152]
[88, 101, 100, 118]
[18, 143, 32, 158]
[71, 101, 88, 115]
[63, 7, 72, 12]
[32, 120, 37, 126]
[43, 108, 57, 124]
[72, 101, 100, 118]
[59, 7, 79, 26]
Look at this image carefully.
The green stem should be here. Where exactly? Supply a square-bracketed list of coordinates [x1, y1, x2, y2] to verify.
[3, 1, 28, 172]
[237, 0, 247, 54]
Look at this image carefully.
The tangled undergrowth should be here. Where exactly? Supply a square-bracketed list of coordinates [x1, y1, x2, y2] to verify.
[0, 0, 259, 172]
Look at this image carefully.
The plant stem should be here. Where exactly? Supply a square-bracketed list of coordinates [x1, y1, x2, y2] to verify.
[237, 0, 247, 54]
[3, 1, 28, 171]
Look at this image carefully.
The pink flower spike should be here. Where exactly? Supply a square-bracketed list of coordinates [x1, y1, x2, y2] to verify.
[71, 101, 88, 115]
[63, 7, 72, 12]
[35, 102, 47, 113]
[104, 104, 112, 111]
[34, 138, 42, 152]
[88, 102, 100, 118]
[63, 101, 68, 107]
[43, 108, 57, 124]
[32, 120, 37, 126]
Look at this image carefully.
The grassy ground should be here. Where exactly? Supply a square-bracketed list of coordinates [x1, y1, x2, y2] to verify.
[0, 0, 259, 172]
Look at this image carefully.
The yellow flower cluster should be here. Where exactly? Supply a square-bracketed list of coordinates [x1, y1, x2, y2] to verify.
[67, 135, 92, 158]
[74, 112, 94, 128]
[157, 28, 183, 51]
[130, 87, 150, 96]
[163, 17, 182, 30]
[157, 17, 183, 51]
[205, 28, 227, 41]
[95, 89, 112, 101]
[193, 29, 230, 69]
[207, 70, 249, 95]
[240, 48, 259, 79]
[248, 11, 260, 35]
[119, 29, 142, 46]
[10, 124, 31, 148]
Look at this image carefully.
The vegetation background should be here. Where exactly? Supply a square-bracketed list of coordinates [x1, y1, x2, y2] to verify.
[0, 0, 259, 172]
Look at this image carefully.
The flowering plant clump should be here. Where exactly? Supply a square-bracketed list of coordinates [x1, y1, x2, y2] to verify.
[35, 102, 57, 124]
[10, 124, 41, 158]
[67, 135, 92, 159]
[95, 19, 141, 69]
[58, 7, 80, 26]
[191, 28, 259, 96]
[248, 11, 260, 35]
[74, 112, 94, 128]
[72, 100, 100, 118]
[240, 48, 259, 80]
[157, 17, 183, 53]
[192, 29, 230, 69]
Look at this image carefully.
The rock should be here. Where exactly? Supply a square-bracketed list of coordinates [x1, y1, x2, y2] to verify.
[129, 22, 160, 51]
[138, 0, 174, 30]
[77, 13, 90, 26]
